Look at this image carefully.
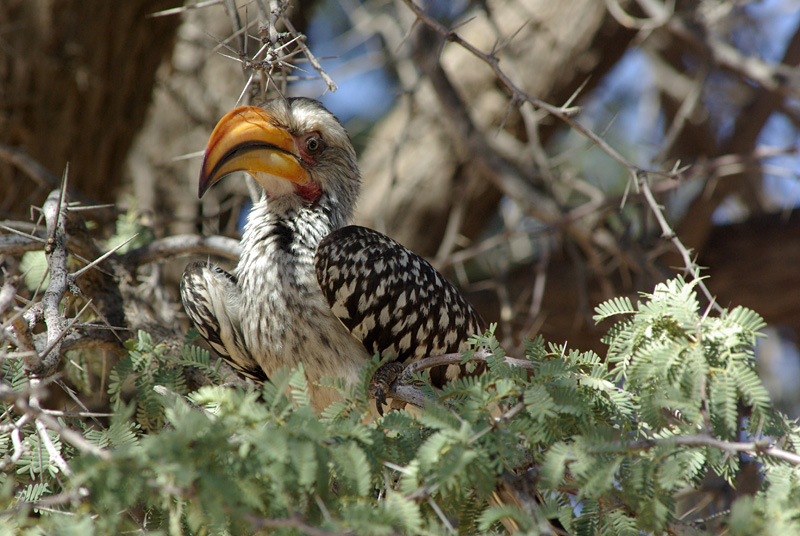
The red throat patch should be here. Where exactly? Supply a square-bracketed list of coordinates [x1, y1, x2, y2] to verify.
[295, 182, 322, 205]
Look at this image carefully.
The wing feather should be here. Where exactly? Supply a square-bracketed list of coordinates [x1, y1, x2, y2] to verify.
[314, 226, 485, 386]
[181, 261, 268, 382]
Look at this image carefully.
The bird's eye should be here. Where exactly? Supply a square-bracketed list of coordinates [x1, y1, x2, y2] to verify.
[305, 135, 324, 153]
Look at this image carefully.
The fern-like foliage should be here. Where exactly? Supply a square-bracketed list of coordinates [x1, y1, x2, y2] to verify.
[108, 330, 219, 432]
[597, 277, 771, 439]
[1, 278, 799, 535]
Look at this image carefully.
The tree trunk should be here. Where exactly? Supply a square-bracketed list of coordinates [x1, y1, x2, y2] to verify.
[0, 0, 181, 218]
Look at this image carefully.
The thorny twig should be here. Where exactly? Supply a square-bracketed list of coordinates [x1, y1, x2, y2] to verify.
[37, 177, 72, 376]
[0, 384, 110, 461]
[602, 433, 800, 466]
[400, 0, 722, 311]
[120, 234, 241, 267]
[210, 0, 337, 99]
[280, 15, 337, 93]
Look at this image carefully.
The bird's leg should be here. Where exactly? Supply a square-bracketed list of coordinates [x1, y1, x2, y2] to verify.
[368, 361, 406, 416]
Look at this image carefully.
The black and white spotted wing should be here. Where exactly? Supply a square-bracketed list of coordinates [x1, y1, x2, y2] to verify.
[181, 261, 268, 382]
[314, 225, 486, 387]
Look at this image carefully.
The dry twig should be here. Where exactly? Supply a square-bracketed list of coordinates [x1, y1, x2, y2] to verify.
[399, 0, 722, 312]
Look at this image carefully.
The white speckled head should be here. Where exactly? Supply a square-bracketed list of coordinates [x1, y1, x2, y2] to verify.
[259, 98, 361, 218]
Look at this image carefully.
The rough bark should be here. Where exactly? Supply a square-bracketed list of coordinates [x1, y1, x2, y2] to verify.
[0, 0, 181, 218]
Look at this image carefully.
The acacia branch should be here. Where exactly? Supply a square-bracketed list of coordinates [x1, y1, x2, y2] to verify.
[400, 0, 664, 178]
[246, 514, 364, 536]
[10, 181, 128, 377]
[0, 384, 111, 461]
[36, 184, 71, 377]
[34, 415, 71, 475]
[120, 234, 241, 267]
[605, 433, 800, 466]
[410, 26, 561, 228]
[399, 350, 532, 385]
[635, 170, 722, 311]
[387, 351, 800, 466]
[279, 16, 338, 94]
[383, 351, 533, 409]
[660, 8, 800, 99]
[400, 0, 726, 310]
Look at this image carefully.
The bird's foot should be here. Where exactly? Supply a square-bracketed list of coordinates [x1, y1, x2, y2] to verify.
[369, 361, 405, 416]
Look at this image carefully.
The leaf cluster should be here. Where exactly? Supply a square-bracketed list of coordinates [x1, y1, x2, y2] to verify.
[1, 278, 800, 535]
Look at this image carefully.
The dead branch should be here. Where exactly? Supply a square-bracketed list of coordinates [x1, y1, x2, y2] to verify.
[602, 433, 800, 466]
[399, 0, 726, 313]
[35, 184, 71, 377]
[121, 234, 241, 268]
[0, 383, 111, 461]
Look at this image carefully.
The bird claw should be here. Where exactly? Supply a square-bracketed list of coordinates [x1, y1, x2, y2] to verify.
[369, 361, 405, 416]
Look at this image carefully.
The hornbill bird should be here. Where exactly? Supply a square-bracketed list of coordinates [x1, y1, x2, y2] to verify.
[181, 98, 485, 412]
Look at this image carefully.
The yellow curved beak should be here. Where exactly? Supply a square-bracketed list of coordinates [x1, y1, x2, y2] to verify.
[198, 106, 310, 197]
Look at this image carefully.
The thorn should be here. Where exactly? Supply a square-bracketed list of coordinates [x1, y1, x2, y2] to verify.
[147, 0, 224, 18]
[0, 223, 46, 244]
[70, 233, 139, 280]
